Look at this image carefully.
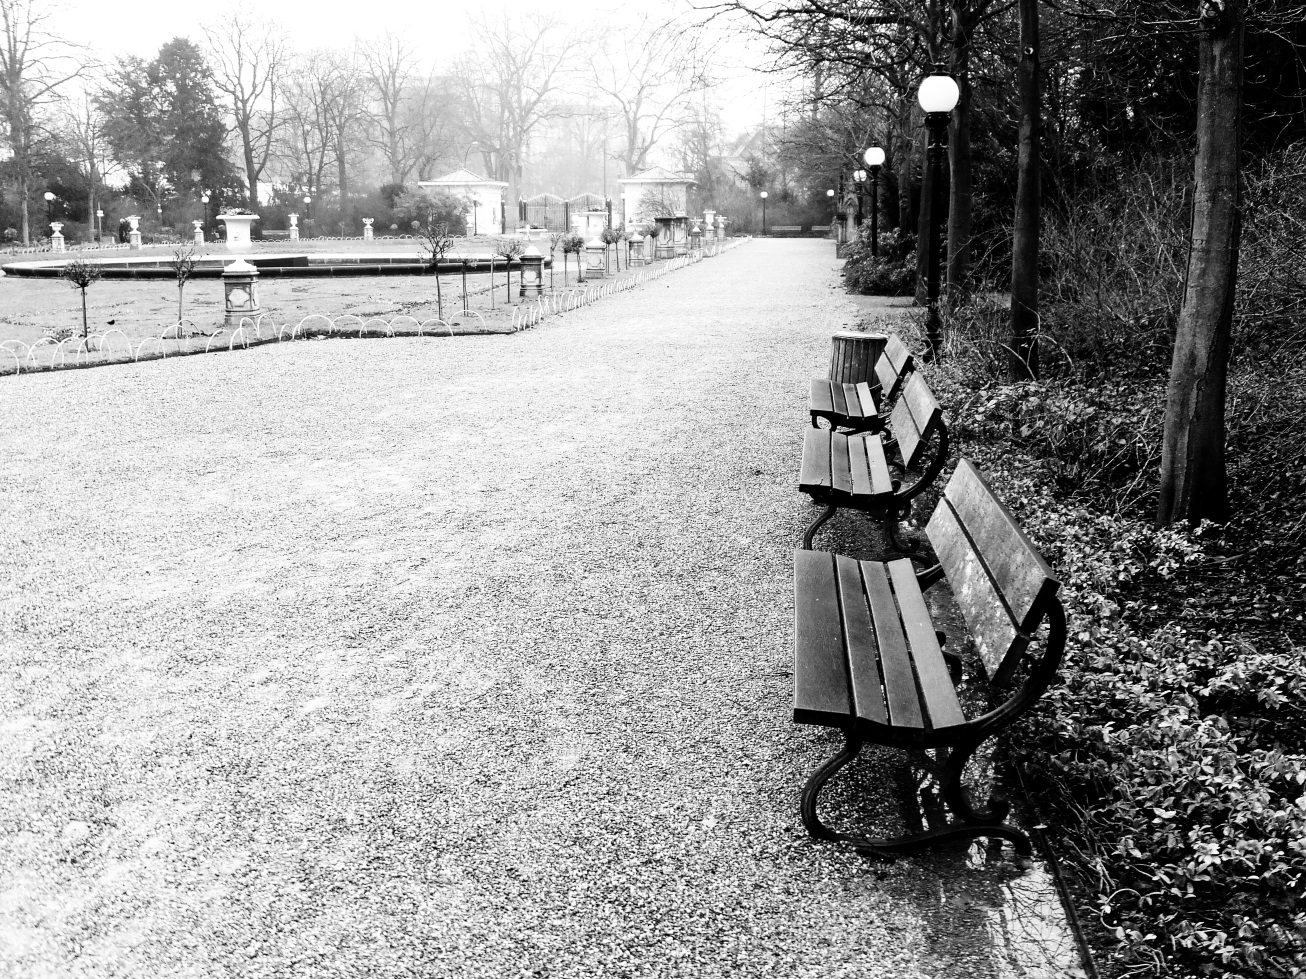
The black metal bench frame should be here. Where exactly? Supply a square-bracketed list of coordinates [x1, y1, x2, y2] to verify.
[793, 459, 1067, 858]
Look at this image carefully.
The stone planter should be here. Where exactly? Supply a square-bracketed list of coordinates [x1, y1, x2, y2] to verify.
[217, 213, 259, 253]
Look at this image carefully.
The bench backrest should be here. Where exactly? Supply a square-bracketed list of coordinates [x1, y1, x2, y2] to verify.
[925, 459, 1061, 686]
[889, 372, 943, 469]
[874, 335, 914, 401]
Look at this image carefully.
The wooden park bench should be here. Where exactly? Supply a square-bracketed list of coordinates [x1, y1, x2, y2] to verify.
[809, 334, 914, 434]
[792, 459, 1067, 857]
[799, 371, 947, 551]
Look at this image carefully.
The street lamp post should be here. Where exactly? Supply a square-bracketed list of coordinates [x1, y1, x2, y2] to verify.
[43, 191, 54, 236]
[917, 68, 961, 356]
[96, 208, 104, 244]
[853, 169, 867, 226]
[826, 188, 836, 239]
[864, 146, 886, 258]
[201, 194, 210, 238]
[303, 195, 312, 223]
[760, 191, 768, 235]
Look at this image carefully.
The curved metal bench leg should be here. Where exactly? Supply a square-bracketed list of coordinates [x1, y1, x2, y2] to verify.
[883, 513, 919, 554]
[801, 733, 1032, 859]
[802, 504, 838, 550]
[935, 740, 1030, 854]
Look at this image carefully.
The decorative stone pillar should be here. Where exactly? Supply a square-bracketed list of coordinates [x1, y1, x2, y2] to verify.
[363, 218, 374, 241]
[192, 221, 204, 246]
[50, 223, 65, 253]
[127, 215, 142, 250]
[288, 213, 300, 243]
[222, 259, 261, 328]
[689, 225, 702, 253]
[519, 245, 544, 298]
[585, 237, 606, 278]
[715, 215, 726, 241]
[628, 233, 645, 267]
[671, 214, 689, 257]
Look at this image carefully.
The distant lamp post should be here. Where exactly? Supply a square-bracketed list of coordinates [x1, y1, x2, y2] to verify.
[96, 208, 104, 244]
[864, 146, 886, 257]
[852, 169, 867, 226]
[157, 205, 163, 231]
[760, 190, 768, 235]
[303, 195, 311, 222]
[917, 68, 961, 354]
[43, 191, 54, 234]
[201, 194, 211, 237]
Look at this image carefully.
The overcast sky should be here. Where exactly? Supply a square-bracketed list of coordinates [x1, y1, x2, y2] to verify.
[49, 0, 777, 137]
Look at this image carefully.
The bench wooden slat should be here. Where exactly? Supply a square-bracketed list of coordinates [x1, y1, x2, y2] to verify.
[831, 434, 853, 495]
[794, 550, 852, 724]
[831, 382, 849, 417]
[888, 559, 965, 729]
[867, 433, 894, 494]
[926, 497, 1028, 684]
[861, 561, 923, 728]
[836, 556, 888, 724]
[841, 383, 861, 417]
[875, 353, 899, 399]
[943, 460, 1061, 634]
[848, 434, 873, 497]
[853, 381, 877, 416]
[810, 378, 834, 415]
[799, 428, 832, 493]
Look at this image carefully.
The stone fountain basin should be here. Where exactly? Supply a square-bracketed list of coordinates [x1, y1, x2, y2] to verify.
[0, 252, 548, 279]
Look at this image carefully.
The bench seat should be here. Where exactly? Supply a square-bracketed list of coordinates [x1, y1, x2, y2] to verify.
[795, 550, 965, 745]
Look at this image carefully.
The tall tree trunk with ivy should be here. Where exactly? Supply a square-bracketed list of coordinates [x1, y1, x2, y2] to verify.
[1157, 0, 1244, 526]
[945, 2, 975, 299]
[1008, 0, 1041, 380]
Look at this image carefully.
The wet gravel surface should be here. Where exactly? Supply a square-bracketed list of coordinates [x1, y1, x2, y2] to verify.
[1, 240, 1076, 978]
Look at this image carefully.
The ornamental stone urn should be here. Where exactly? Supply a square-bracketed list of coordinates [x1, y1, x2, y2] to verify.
[288, 213, 300, 243]
[127, 215, 142, 250]
[50, 223, 65, 253]
[363, 218, 374, 241]
[216, 213, 259, 253]
[192, 220, 204, 246]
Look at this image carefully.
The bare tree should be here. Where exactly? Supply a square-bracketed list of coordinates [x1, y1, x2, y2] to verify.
[0, 0, 85, 243]
[320, 48, 366, 220]
[592, 16, 714, 177]
[451, 13, 579, 209]
[57, 92, 119, 240]
[203, 6, 287, 206]
[359, 33, 431, 186]
[279, 52, 338, 214]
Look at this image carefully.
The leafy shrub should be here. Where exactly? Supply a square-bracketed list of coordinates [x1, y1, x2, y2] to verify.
[3, 228, 16, 241]
[392, 189, 472, 235]
[841, 225, 914, 296]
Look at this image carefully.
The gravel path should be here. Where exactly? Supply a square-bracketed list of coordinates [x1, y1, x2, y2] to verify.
[1, 240, 1077, 979]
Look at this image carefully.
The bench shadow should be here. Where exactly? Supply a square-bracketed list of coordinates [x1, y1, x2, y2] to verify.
[793, 507, 1087, 979]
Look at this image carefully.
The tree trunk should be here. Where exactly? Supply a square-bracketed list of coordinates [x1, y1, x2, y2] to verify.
[1156, 0, 1244, 526]
[946, 7, 974, 300]
[895, 104, 915, 243]
[1008, 0, 1041, 380]
[244, 133, 259, 206]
